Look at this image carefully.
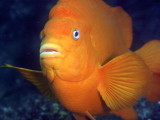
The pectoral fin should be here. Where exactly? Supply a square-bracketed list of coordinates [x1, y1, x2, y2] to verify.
[98, 51, 150, 111]
[3, 64, 57, 101]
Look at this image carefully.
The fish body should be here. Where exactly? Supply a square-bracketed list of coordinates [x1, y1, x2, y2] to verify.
[53, 69, 107, 115]
[40, 0, 140, 115]
[3, 0, 160, 120]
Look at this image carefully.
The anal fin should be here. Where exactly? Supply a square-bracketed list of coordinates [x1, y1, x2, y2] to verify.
[110, 107, 138, 120]
[146, 73, 160, 102]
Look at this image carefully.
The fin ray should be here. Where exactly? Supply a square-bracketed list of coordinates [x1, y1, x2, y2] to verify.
[3, 64, 57, 101]
[98, 51, 150, 110]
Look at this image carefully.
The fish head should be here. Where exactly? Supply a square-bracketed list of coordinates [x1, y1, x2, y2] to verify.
[40, 9, 97, 82]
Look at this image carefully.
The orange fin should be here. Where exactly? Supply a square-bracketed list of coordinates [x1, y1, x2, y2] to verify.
[96, 1, 132, 48]
[98, 51, 150, 111]
[146, 73, 160, 102]
[3, 64, 57, 101]
[110, 107, 138, 120]
[73, 111, 95, 120]
[135, 40, 160, 102]
[135, 40, 160, 73]
[111, 6, 132, 48]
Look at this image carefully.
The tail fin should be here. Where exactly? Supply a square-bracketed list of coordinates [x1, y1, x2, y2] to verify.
[135, 40, 160, 102]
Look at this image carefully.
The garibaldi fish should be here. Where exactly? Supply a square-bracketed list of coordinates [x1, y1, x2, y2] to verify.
[3, 0, 160, 120]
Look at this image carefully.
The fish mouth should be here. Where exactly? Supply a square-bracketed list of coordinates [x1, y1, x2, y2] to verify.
[40, 44, 63, 58]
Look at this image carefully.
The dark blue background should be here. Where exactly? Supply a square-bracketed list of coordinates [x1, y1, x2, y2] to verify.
[0, 0, 160, 119]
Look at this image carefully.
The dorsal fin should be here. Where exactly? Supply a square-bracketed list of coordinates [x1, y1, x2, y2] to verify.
[110, 6, 132, 48]
[92, 0, 133, 48]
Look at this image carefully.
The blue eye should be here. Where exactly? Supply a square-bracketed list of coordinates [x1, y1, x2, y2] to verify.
[73, 29, 80, 40]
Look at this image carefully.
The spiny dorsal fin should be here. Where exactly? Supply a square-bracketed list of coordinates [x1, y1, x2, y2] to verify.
[96, 0, 133, 48]
[3, 64, 57, 101]
[110, 6, 132, 48]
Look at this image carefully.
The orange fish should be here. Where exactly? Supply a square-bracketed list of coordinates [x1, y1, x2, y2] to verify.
[3, 0, 160, 120]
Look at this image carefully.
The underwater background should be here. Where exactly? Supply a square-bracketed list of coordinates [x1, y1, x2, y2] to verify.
[0, 0, 160, 120]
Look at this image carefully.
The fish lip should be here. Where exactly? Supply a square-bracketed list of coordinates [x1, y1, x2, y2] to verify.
[40, 44, 63, 58]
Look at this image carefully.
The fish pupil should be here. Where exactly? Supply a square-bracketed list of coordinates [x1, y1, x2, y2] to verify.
[75, 31, 78, 36]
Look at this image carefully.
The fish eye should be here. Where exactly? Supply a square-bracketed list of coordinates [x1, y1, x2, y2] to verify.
[73, 29, 80, 40]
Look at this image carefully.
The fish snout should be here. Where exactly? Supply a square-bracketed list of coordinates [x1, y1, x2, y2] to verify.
[40, 44, 64, 58]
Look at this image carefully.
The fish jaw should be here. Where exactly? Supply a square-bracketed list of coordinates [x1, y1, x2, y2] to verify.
[40, 44, 64, 59]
